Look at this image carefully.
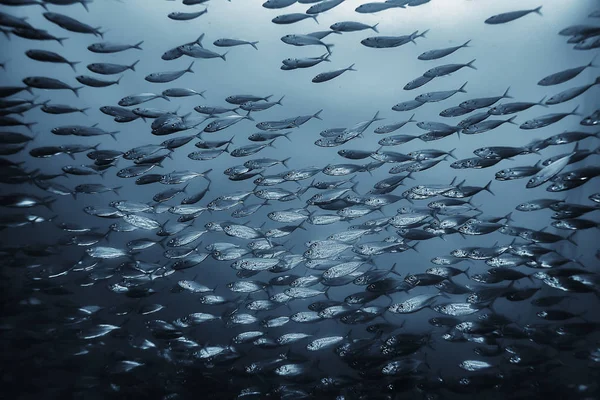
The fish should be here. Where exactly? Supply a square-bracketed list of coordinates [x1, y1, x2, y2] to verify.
[87, 60, 139, 75]
[43, 12, 104, 37]
[312, 64, 357, 83]
[118, 93, 170, 106]
[485, 6, 543, 24]
[25, 49, 79, 71]
[168, 9, 208, 21]
[145, 62, 195, 83]
[214, 38, 259, 50]
[538, 57, 597, 85]
[520, 106, 581, 129]
[272, 13, 319, 24]
[330, 21, 379, 33]
[22, 76, 82, 97]
[418, 40, 471, 60]
[545, 77, 600, 105]
[361, 30, 428, 48]
[88, 41, 143, 53]
[526, 151, 574, 188]
[415, 82, 467, 103]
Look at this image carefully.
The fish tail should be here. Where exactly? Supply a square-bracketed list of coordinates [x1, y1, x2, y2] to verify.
[537, 95, 548, 107]
[116, 75, 124, 85]
[81, 0, 91, 12]
[467, 59, 477, 70]
[25, 121, 37, 132]
[566, 231, 578, 246]
[96, 28, 108, 39]
[133, 41, 144, 50]
[161, 94, 171, 102]
[245, 111, 255, 121]
[220, 51, 228, 61]
[57, 37, 68, 46]
[458, 81, 468, 93]
[313, 109, 323, 120]
[371, 23, 379, 33]
[109, 131, 119, 141]
[72, 86, 84, 97]
[69, 61, 80, 72]
[250, 41, 259, 50]
[276, 95, 285, 105]
[281, 157, 291, 168]
[348, 63, 357, 71]
[571, 105, 581, 116]
[507, 116, 518, 124]
[112, 186, 123, 196]
[40, 1, 48, 10]
[533, 5, 543, 15]
[484, 180, 495, 195]
[129, 60, 140, 71]
[201, 169, 213, 182]
[447, 148, 457, 159]
[43, 197, 56, 212]
[462, 39, 471, 47]
[187, 61, 195, 73]
[312, 14, 319, 24]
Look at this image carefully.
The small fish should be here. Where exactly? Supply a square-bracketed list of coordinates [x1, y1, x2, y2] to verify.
[23, 76, 82, 97]
[214, 38, 259, 50]
[416, 82, 467, 103]
[43, 12, 104, 37]
[418, 40, 471, 60]
[330, 21, 379, 33]
[272, 13, 319, 24]
[88, 41, 144, 53]
[87, 60, 139, 75]
[312, 64, 357, 83]
[520, 106, 581, 129]
[168, 9, 208, 21]
[485, 6, 542, 24]
[25, 49, 79, 71]
[145, 62, 194, 83]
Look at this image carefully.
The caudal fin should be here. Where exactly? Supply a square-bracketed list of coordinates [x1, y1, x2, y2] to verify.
[129, 60, 140, 71]
[72, 86, 84, 97]
[186, 61, 194, 73]
[69, 61, 80, 72]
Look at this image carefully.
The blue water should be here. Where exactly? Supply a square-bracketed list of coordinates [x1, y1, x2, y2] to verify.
[1, 1, 599, 399]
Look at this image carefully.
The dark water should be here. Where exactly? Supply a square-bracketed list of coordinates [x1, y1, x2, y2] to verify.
[1, 0, 599, 399]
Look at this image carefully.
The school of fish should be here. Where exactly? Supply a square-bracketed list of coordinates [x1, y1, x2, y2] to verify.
[0, 0, 599, 399]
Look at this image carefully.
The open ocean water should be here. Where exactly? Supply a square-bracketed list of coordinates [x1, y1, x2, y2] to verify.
[0, 0, 599, 399]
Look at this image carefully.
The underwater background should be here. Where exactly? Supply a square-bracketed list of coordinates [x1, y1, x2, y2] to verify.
[0, 0, 599, 399]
